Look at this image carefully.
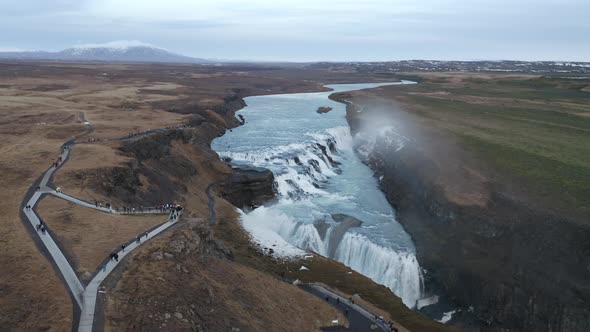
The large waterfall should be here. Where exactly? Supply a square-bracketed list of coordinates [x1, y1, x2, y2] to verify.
[212, 82, 423, 308]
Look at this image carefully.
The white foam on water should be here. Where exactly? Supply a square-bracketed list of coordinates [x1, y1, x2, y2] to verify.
[239, 207, 307, 258]
[275, 168, 327, 197]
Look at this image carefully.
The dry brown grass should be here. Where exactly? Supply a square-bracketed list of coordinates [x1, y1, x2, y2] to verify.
[0, 112, 78, 330]
[104, 219, 347, 332]
[0, 64, 206, 329]
[37, 196, 166, 279]
[52, 142, 132, 204]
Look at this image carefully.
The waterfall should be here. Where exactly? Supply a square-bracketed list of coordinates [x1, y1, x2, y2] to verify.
[240, 205, 423, 307]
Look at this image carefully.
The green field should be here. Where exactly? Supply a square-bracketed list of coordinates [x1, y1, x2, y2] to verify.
[384, 74, 590, 219]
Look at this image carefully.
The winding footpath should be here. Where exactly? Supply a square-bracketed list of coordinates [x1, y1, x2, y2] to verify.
[21, 120, 183, 332]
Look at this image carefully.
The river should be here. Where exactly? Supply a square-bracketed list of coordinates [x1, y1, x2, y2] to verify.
[211, 82, 423, 308]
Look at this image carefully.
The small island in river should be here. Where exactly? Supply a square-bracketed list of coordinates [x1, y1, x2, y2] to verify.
[316, 106, 333, 114]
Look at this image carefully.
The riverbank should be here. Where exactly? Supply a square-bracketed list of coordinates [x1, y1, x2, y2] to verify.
[331, 73, 590, 331]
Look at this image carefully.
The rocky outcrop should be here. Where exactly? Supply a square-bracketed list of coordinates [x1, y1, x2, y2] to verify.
[314, 214, 363, 257]
[94, 129, 202, 205]
[152, 218, 233, 261]
[316, 106, 333, 114]
[331, 214, 363, 226]
[218, 166, 276, 209]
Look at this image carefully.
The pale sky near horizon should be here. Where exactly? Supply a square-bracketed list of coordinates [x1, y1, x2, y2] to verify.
[1, 0, 589, 62]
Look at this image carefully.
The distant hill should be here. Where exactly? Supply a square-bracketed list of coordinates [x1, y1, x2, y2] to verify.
[0, 45, 210, 64]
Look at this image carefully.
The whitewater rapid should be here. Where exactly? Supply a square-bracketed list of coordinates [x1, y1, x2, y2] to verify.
[212, 82, 423, 307]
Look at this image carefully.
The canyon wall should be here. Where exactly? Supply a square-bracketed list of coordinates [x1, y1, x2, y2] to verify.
[341, 100, 590, 332]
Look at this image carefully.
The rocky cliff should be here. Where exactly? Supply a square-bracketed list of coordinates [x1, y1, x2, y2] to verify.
[340, 101, 590, 331]
[218, 166, 276, 210]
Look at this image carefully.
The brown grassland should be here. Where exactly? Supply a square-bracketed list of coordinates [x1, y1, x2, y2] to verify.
[0, 61, 449, 331]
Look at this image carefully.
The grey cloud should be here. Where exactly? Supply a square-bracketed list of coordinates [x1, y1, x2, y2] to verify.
[0, 0, 588, 61]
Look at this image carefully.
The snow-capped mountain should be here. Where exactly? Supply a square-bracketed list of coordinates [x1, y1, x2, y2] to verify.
[0, 45, 210, 64]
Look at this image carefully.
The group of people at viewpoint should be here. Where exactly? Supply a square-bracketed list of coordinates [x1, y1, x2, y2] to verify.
[158, 203, 183, 214]
[123, 203, 183, 214]
[92, 201, 183, 215]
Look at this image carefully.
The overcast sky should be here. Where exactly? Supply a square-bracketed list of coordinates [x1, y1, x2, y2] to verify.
[1, 0, 589, 62]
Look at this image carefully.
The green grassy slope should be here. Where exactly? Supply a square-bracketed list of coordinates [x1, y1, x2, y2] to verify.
[387, 75, 590, 219]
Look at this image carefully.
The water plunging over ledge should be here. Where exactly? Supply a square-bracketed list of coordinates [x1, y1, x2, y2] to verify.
[212, 82, 423, 307]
